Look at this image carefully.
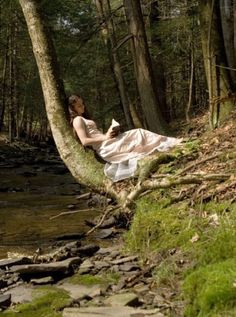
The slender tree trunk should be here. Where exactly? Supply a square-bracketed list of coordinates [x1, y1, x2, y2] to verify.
[220, 0, 236, 86]
[18, 0, 108, 193]
[95, 0, 133, 129]
[199, 0, 235, 128]
[149, 1, 168, 122]
[186, 48, 194, 122]
[0, 37, 8, 132]
[123, 0, 168, 134]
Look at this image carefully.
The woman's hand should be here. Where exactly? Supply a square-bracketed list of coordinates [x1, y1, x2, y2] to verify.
[105, 126, 118, 140]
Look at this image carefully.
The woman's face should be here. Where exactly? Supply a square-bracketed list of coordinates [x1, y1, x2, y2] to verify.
[73, 97, 85, 115]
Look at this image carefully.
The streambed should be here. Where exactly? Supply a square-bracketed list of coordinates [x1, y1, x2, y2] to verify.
[0, 147, 100, 259]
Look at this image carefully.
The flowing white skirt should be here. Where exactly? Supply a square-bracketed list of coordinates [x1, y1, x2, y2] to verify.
[95, 128, 182, 182]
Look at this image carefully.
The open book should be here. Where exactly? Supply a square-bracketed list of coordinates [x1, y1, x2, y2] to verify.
[111, 119, 120, 133]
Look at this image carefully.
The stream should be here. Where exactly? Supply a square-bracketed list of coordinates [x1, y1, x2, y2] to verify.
[0, 145, 101, 259]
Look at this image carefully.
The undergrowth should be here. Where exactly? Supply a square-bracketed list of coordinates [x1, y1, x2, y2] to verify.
[124, 193, 236, 316]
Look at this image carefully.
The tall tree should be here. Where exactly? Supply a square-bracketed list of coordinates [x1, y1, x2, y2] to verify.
[199, 0, 236, 128]
[123, 0, 168, 134]
[18, 0, 109, 194]
[94, 0, 133, 129]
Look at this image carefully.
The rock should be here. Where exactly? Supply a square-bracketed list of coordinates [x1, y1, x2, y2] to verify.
[31, 276, 54, 285]
[78, 244, 100, 257]
[10, 257, 81, 275]
[93, 261, 110, 270]
[63, 307, 161, 317]
[110, 256, 138, 265]
[118, 263, 140, 272]
[57, 283, 103, 300]
[0, 257, 32, 269]
[95, 229, 114, 239]
[78, 259, 94, 274]
[3, 284, 34, 304]
[104, 292, 140, 307]
[111, 277, 127, 292]
[0, 294, 11, 309]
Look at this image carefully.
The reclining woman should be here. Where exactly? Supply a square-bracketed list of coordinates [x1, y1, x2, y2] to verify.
[68, 94, 182, 182]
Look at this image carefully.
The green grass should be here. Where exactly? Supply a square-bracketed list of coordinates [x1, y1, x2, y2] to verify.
[124, 194, 236, 315]
[0, 287, 71, 317]
[183, 259, 236, 317]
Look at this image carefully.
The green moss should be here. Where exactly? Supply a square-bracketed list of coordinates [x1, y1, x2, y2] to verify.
[68, 272, 120, 286]
[124, 195, 197, 258]
[183, 259, 236, 317]
[0, 287, 70, 317]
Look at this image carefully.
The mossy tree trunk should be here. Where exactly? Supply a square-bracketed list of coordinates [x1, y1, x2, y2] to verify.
[123, 0, 168, 135]
[199, 0, 236, 128]
[18, 0, 110, 194]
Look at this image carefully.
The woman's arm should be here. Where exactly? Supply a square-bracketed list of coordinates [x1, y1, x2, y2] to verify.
[73, 116, 114, 146]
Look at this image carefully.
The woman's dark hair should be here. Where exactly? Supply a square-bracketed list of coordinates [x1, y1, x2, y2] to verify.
[67, 94, 91, 123]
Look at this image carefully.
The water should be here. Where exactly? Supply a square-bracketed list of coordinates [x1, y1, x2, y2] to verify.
[0, 163, 100, 259]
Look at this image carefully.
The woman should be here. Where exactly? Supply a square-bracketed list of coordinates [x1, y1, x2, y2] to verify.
[68, 94, 182, 182]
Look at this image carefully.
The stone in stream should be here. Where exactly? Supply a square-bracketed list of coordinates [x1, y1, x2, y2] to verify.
[10, 257, 81, 276]
[77, 244, 100, 257]
[0, 257, 32, 269]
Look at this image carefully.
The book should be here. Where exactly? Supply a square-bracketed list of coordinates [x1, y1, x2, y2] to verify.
[111, 118, 120, 133]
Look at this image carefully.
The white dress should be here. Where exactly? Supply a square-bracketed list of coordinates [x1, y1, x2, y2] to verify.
[80, 117, 182, 182]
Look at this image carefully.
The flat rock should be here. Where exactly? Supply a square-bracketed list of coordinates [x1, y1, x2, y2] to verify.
[4, 285, 34, 304]
[78, 245, 100, 257]
[119, 263, 140, 272]
[104, 292, 140, 307]
[10, 257, 81, 274]
[57, 282, 102, 300]
[0, 257, 32, 269]
[63, 307, 161, 317]
[31, 276, 54, 285]
[110, 256, 138, 265]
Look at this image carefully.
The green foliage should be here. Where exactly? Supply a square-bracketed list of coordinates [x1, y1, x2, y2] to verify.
[0, 287, 70, 317]
[183, 259, 236, 317]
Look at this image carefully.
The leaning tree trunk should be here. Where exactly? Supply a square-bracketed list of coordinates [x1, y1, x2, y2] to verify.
[123, 0, 168, 135]
[199, 0, 236, 128]
[18, 0, 111, 195]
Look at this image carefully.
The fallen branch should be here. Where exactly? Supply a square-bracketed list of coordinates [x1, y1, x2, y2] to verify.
[123, 173, 232, 207]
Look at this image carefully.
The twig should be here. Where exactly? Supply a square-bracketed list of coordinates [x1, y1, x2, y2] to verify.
[50, 209, 97, 220]
[85, 205, 121, 236]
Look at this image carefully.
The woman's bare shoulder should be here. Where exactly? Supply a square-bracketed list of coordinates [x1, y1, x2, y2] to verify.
[73, 116, 85, 127]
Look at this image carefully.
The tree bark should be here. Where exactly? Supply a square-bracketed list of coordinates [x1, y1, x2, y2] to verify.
[123, 0, 168, 134]
[95, 0, 133, 129]
[220, 0, 236, 86]
[199, 0, 235, 128]
[18, 0, 110, 194]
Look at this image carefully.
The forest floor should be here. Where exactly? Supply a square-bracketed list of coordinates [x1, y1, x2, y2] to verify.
[0, 112, 235, 317]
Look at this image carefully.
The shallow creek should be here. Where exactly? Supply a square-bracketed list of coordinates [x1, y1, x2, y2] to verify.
[0, 160, 100, 259]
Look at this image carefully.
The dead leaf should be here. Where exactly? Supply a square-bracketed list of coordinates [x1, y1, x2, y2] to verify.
[190, 233, 200, 243]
